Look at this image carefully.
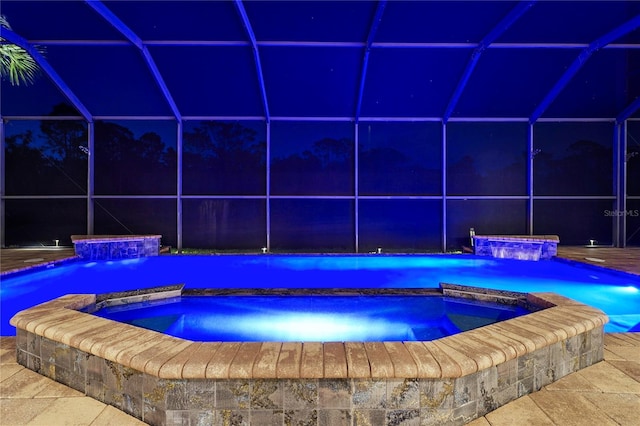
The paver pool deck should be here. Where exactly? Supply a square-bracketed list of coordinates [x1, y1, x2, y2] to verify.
[1, 246, 638, 425]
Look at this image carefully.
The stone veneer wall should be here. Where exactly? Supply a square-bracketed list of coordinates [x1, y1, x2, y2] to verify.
[12, 292, 606, 426]
[71, 235, 161, 261]
[473, 235, 559, 261]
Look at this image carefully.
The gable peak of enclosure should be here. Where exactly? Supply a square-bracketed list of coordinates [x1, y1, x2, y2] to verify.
[1, 0, 638, 120]
[1, 1, 640, 252]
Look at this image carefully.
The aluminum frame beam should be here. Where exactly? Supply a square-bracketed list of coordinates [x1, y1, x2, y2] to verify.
[530, 13, 640, 124]
[355, 1, 387, 122]
[617, 96, 640, 124]
[613, 123, 626, 247]
[86, 0, 182, 121]
[443, 1, 535, 123]
[0, 27, 92, 121]
[234, 0, 271, 122]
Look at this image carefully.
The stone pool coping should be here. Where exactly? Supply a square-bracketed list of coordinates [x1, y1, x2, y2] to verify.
[10, 289, 607, 380]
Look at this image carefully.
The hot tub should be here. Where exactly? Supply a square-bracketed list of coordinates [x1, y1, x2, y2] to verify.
[11, 284, 607, 426]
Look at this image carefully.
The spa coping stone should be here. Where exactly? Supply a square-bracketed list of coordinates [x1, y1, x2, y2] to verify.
[10, 290, 607, 381]
[10, 285, 608, 426]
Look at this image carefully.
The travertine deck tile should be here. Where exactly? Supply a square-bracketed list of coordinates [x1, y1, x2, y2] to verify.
[465, 416, 492, 426]
[529, 389, 618, 426]
[607, 332, 640, 346]
[34, 378, 84, 398]
[0, 348, 16, 365]
[1, 363, 24, 381]
[0, 398, 56, 425]
[608, 346, 640, 364]
[276, 341, 302, 378]
[26, 396, 107, 425]
[576, 361, 640, 393]
[344, 342, 371, 378]
[0, 367, 58, 398]
[544, 369, 601, 392]
[604, 347, 626, 361]
[484, 395, 554, 426]
[90, 404, 148, 426]
[582, 392, 640, 425]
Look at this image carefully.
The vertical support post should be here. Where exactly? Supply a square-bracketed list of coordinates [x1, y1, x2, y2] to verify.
[528, 123, 534, 235]
[441, 122, 447, 252]
[265, 120, 271, 252]
[613, 122, 627, 247]
[354, 122, 359, 253]
[0, 118, 5, 247]
[176, 120, 183, 252]
[86, 121, 94, 235]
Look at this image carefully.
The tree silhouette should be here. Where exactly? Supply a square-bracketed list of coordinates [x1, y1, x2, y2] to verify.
[94, 121, 175, 194]
[271, 136, 353, 195]
[183, 120, 266, 194]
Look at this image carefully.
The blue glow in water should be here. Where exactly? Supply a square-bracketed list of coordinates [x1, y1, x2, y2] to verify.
[1, 254, 639, 335]
[92, 296, 527, 342]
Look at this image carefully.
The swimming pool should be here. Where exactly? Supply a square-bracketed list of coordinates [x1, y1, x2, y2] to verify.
[2, 254, 639, 335]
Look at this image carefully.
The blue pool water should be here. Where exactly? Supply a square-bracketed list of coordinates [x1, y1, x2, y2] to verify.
[91, 295, 530, 342]
[1, 254, 639, 335]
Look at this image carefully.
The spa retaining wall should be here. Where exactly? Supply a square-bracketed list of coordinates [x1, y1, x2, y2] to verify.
[11, 292, 606, 426]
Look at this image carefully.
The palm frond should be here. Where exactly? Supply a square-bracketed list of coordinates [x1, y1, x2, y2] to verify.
[0, 14, 42, 86]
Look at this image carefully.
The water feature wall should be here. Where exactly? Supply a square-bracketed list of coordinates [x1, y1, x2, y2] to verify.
[71, 235, 162, 261]
[473, 235, 559, 261]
